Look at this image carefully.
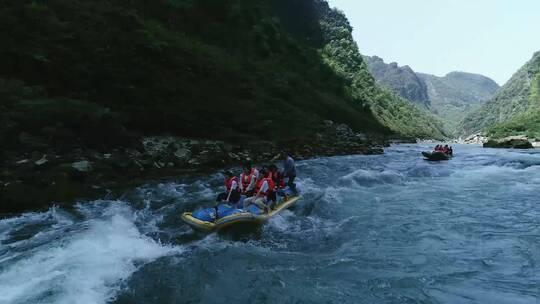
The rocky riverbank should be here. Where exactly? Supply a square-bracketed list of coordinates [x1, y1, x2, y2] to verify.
[457, 133, 537, 149]
[0, 120, 387, 214]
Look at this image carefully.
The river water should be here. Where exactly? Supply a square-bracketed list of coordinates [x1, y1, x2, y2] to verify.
[0, 144, 538, 304]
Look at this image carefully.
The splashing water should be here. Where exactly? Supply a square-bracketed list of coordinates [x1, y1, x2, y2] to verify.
[0, 144, 538, 304]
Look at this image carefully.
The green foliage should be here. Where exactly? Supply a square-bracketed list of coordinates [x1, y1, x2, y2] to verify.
[486, 72, 540, 140]
[462, 52, 540, 136]
[0, 0, 447, 150]
[487, 110, 540, 140]
[315, 2, 446, 139]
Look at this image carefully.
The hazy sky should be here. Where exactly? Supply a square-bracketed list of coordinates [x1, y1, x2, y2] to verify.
[326, 0, 540, 85]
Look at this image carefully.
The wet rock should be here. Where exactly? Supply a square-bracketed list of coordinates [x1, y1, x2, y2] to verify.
[460, 133, 487, 145]
[174, 148, 191, 161]
[483, 136, 533, 149]
[34, 155, 48, 166]
[72, 160, 93, 172]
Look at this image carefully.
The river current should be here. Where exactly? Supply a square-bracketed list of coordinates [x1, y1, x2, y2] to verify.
[0, 144, 538, 304]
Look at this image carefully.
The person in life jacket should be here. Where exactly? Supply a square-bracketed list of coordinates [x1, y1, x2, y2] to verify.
[281, 151, 297, 193]
[239, 163, 259, 197]
[243, 169, 276, 212]
[268, 164, 285, 201]
[216, 171, 241, 204]
[442, 145, 450, 154]
[268, 164, 285, 189]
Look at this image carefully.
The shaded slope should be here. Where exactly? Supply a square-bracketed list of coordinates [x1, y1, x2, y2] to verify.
[0, 0, 449, 157]
[0, 0, 390, 152]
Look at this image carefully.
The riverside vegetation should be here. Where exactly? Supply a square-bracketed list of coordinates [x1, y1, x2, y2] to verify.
[0, 0, 445, 213]
[462, 51, 540, 141]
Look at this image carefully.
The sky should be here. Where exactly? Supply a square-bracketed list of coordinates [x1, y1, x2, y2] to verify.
[326, 0, 540, 85]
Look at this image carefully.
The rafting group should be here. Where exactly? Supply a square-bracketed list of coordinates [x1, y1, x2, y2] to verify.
[216, 161, 297, 212]
[422, 144, 454, 161]
[181, 152, 301, 232]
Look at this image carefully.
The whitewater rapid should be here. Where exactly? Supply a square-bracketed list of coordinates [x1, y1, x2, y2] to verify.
[0, 144, 538, 304]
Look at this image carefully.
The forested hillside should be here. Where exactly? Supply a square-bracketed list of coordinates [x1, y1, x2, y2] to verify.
[363, 56, 430, 106]
[316, 3, 445, 139]
[362, 56, 499, 136]
[0, 0, 447, 157]
[461, 51, 540, 139]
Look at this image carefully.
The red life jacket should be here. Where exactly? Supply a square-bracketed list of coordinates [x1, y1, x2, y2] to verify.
[225, 176, 238, 191]
[254, 177, 275, 196]
[241, 168, 257, 190]
[271, 171, 285, 188]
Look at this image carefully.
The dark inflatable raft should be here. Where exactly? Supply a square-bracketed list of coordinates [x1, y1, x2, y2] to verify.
[422, 151, 452, 161]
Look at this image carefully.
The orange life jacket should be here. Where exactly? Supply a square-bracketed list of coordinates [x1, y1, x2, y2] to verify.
[254, 177, 275, 196]
[225, 176, 239, 191]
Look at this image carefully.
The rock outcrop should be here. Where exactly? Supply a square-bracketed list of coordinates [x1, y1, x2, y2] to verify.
[483, 136, 534, 149]
[459, 133, 488, 145]
[362, 56, 430, 106]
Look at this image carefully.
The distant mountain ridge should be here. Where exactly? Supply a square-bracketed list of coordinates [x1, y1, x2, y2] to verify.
[363, 56, 429, 106]
[419, 71, 499, 134]
[363, 56, 499, 135]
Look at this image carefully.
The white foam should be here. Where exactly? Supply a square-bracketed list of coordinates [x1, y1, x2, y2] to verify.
[340, 169, 404, 186]
[0, 206, 178, 304]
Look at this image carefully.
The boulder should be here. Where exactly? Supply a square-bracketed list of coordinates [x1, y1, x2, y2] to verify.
[462, 133, 487, 145]
[72, 160, 93, 172]
[34, 155, 49, 167]
[483, 136, 533, 149]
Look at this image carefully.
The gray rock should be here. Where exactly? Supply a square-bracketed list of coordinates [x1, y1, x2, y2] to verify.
[34, 155, 48, 166]
[174, 148, 191, 161]
[483, 136, 533, 149]
[72, 160, 93, 172]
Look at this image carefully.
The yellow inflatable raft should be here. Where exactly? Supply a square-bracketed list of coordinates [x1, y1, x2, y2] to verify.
[181, 196, 302, 232]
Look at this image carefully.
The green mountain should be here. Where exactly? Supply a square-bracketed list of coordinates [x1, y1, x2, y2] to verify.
[461, 51, 540, 139]
[419, 72, 499, 134]
[0, 0, 445, 156]
[362, 56, 499, 136]
[363, 56, 429, 106]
